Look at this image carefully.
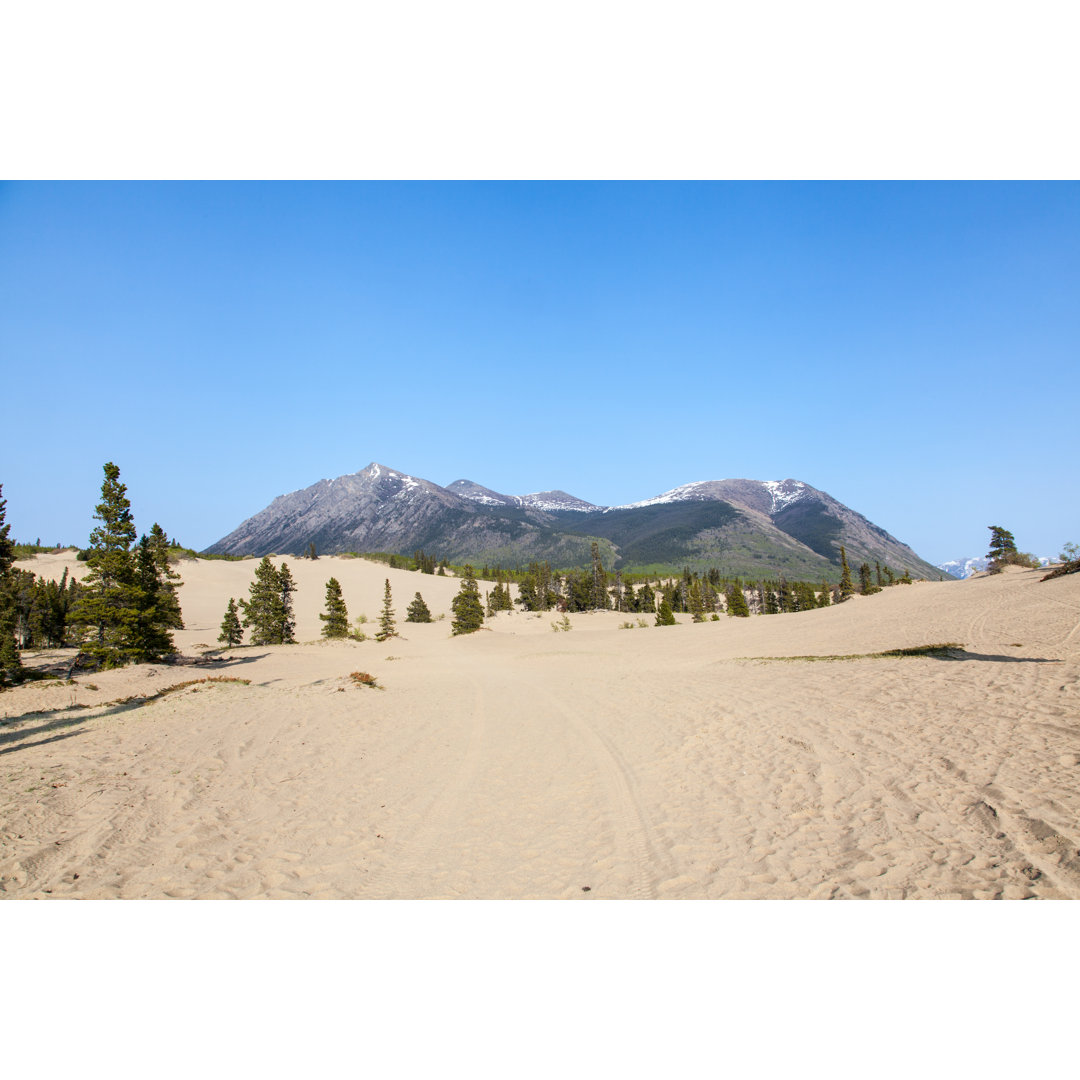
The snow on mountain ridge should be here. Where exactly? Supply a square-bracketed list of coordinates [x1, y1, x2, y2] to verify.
[610, 481, 717, 511]
[762, 479, 810, 513]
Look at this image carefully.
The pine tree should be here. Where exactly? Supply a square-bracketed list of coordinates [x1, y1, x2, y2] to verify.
[589, 541, 609, 610]
[147, 524, 184, 632]
[68, 462, 142, 667]
[858, 562, 874, 595]
[689, 579, 705, 622]
[406, 591, 433, 623]
[320, 577, 350, 638]
[726, 583, 751, 617]
[219, 598, 243, 646]
[655, 595, 676, 626]
[987, 526, 1018, 565]
[241, 557, 284, 645]
[818, 580, 832, 607]
[838, 545, 854, 600]
[132, 534, 176, 660]
[376, 578, 397, 641]
[277, 562, 297, 644]
[0, 484, 23, 687]
[451, 566, 485, 635]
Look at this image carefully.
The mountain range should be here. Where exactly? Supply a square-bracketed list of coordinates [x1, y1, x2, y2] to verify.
[205, 463, 947, 581]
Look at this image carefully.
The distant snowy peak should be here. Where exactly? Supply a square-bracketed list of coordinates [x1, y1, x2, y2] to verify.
[517, 490, 601, 513]
[937, 557, 988, 579]
[938, 555, 1052, 579]
[762, 479, 810, 513]
[611, 481, 717, 511]
[611, 478, 812, 514]
[449, 480, 600, 513]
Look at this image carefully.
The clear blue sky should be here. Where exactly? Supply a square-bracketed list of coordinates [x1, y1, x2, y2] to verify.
[1, 181, 1076, 564]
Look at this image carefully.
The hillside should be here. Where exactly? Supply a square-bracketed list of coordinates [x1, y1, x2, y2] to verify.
[205, 463, 944, 581]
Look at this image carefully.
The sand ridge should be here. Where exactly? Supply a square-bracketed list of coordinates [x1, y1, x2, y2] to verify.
[2, 554, 1078, 899]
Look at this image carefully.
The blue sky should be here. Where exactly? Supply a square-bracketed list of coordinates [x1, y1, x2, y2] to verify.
[1, 181, 1076, 564]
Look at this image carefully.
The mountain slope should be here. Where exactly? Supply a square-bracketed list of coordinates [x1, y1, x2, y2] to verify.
[205, 464, 942, 580]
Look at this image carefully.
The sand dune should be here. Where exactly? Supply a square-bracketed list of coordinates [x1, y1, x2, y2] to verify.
[2, 553, 1078, 899]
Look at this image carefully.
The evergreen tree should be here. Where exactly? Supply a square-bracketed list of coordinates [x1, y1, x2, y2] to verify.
[655, 595, 676, 626]
[838, 545, 854, 600]
[639, 581, 656, 614]
[451, 566, 485, 635]
[588, 542, 609, 610]
[726, 583, 751, 617]
[858, 562, 874, 595]
[689, 579, 706, 622]
[241, 557, 284, 645]
[320, 577, 350, 638]
[985, 525, 1038, 572]
[406, 591, 433, 623]
[875, 561, 884, 589]
[883, 565, 896, 586]
[987, 525, 1018, 564]
[376, 578, 397, 641]
[69, 462, 141, 667]
[219, 598, 243, 646]
[148, 524, 184, 632]
[277, 562, 297, 644]
[0, 485, 22, 686]
[818, 580, 832, 607]
[132, 535, 176, 660]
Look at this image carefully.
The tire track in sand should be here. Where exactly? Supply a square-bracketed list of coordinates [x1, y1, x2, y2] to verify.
[547, 687, 676, 899]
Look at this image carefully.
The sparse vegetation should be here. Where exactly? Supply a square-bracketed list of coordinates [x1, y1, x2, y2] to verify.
[349, 670, 380, 689]
[741, 643, 966, 663]
[986, 526, 1040, 573]
[1043, 541, 1080, 581]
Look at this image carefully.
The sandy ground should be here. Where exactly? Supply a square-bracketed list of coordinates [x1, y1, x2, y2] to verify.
[2, 552, 1078, 899]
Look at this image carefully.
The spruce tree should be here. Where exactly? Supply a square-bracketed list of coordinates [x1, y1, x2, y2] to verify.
[69, 462, 141, 667]
[655, 595, 676, 626]
[132, 534, 177, 660]
[219, 598, 243, 646]
[818, 580, 832, 607]
[726, 583, 751, 617]
[589, 542, 609, 610]
[277, 562, 297, 644]
[838, 546, 854, 600]
[987, 526, 1018, 565]
[376, 578, 397, 641]
[320, 577, 350, 639]
[689, 579, 705, 622]
[406, 591, 433, 623]
[451, 566, 485, 635]
[0, 485, 23, 686]
[148, 524, 184, 632]
[241, 556, 283, 645]
[858, 562, 873, 595]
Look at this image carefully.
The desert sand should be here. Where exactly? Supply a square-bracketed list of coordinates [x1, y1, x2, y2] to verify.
[2, 552, 1078, 899]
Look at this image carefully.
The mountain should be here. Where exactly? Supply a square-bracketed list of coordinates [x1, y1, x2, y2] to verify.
[938, 555, 1052, 579]
[937, 557, 988, 580]
[205, 463, 944, 581]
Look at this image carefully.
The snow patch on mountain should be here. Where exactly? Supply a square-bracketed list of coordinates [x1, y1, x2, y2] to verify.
[610, 481, 716, 511]
[763, 480, 809, 513]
